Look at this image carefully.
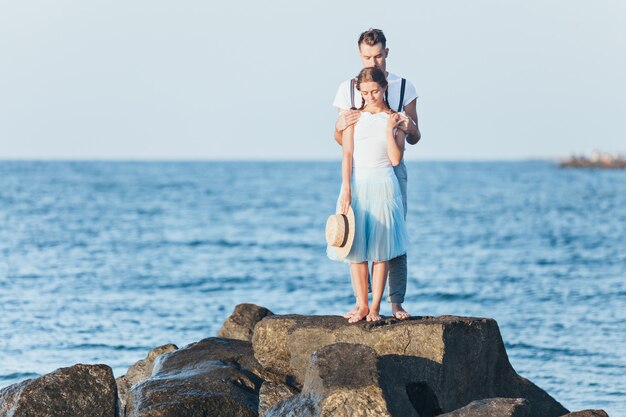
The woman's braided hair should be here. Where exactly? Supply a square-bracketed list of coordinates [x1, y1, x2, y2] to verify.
[353, 67, 391, 111]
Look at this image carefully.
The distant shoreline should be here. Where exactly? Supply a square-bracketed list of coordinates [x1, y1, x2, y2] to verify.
[560, 152, 626, 169]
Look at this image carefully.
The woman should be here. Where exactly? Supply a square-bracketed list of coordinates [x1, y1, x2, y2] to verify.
[327, 66, 408, 323]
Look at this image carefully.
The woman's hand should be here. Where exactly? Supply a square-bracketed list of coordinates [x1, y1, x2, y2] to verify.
[387, 113, 403, 131]
[339, 187, 351, 215]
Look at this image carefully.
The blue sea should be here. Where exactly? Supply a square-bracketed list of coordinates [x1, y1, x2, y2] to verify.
[0, 161, 624, 415]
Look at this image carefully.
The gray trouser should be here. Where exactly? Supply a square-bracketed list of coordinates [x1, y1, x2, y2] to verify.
[388, 162, 408, 303]
[362, 161, 408, 303]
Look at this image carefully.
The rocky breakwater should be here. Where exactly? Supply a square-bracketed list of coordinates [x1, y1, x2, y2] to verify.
[0, 303, 610, 417]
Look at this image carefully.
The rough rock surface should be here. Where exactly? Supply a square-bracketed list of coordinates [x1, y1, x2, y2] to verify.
[252, 314, 569, 417]
[438, 398, 529, 417]
[0, 363, 117, 417]
[301, 343, 392, 417]
[125, 337, 264, 417]
[561, 411, 609, 417]
[266, 342, 444, 417]
[116, 344, 178, 417]
[3, 306, 599, 417]
[218, 303, 274, 342]
[258, 382, 298, 417]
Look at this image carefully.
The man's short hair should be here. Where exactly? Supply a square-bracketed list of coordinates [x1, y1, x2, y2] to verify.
[358, 28, 387, 49]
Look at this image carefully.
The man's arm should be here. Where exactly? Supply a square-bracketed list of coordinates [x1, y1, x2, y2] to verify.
[402, 99, 421, 145]
[334, 109, 360, 146]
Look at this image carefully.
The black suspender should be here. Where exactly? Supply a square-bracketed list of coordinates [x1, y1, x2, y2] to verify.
[350, 79, 356, 109]
[398, 78, 406, 112]
[382, 78, 407, 112]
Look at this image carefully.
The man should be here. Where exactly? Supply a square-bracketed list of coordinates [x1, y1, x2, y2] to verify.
[333, 28, 421, 320]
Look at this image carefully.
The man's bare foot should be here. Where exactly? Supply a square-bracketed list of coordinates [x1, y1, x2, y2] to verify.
[344, 304, 359, 319]
[348, 306, 369, 323]
[392, 303, 411, 320]
[366, 307, 382, 322]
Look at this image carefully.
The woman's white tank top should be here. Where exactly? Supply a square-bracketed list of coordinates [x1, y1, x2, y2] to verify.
[353, 111, 393, 169]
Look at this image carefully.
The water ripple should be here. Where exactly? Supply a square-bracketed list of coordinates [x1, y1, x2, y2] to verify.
[0, 161, 624, 415]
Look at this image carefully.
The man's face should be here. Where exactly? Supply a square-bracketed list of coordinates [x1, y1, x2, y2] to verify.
[359, 42, 388, 72]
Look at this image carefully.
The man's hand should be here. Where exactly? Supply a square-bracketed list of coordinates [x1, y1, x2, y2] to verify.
[395, 112, 413, 133]
[336, 109, 360, 132]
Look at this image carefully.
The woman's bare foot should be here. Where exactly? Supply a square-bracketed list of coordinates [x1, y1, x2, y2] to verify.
[348, 306, 369, 323]
[392, 303, 411, 320]
[344, 304, 359, 319]
[366, 307, 382, 322]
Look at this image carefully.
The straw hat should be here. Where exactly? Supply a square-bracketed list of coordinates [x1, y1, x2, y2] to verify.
[325, 206, 355, 258]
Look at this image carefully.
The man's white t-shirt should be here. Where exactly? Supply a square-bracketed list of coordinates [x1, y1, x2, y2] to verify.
[333, 72, 418, 112]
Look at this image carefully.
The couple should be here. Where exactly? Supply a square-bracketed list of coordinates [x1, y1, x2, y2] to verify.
[326, 29, 421, 323]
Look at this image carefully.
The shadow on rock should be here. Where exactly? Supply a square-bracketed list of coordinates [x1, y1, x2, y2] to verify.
[378, 355, 443, 417]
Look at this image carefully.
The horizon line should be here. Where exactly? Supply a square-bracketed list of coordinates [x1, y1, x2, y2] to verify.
[0, 156, 563, 163]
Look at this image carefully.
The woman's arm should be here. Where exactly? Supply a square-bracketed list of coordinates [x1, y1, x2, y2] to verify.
[387, 114, 405, 166]
[340, 125, 354, 214]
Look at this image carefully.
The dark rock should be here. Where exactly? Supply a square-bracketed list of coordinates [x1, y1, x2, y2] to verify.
[0, 363, 117, 417]
[252, 314, 569, 417]
[116, 344, 178, 417]
[218, 303, 274, 342]
[561, 411, 609, 417]
[125, 337, 264, 417]
[303, 343, 379, 394]
[258, 382, 298, 417]
[438, 397, 529, 417]
[152, 337, 260, 376]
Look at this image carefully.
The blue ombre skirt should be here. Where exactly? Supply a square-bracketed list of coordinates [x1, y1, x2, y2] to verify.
[327, 166, 407, 263]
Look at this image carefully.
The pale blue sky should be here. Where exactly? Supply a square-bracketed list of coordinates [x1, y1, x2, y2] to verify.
[1, 0, 625, 160]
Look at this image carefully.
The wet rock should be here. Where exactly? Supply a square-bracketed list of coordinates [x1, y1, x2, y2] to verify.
[264, 394, 316, 417]
[218, 303, 274, 342]
[252, 314, 569, 417]
[258, 382, 298, 417]
[116, 344, 178, 417]
[0, 363, 117, 417]
[438, 397, 529, 417]
[125, 337, 263, 417]
[561, 411, 609, 417]
[151, 336, 268, 380]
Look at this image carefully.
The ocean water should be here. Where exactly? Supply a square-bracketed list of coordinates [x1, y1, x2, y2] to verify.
[0, 161, 624, 415]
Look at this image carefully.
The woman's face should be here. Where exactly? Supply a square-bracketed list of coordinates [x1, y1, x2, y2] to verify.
[360, 81, 386, 107]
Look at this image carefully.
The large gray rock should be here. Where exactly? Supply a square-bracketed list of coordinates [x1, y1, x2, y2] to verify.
[218, 303, 274, 342]
[438, 398, 529, 417]
[561, 411, 609, 417]
[116, 344, 178, 417]
[300, 343, 392, 417]
[0, 363, 117, 417]
[252, 315, 569, 417]
[125, 337, 264, 417]
[266, 342, 441, 417]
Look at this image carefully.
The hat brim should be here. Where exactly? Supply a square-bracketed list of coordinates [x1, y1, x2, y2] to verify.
[333, 206, 355, 259]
